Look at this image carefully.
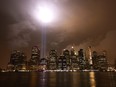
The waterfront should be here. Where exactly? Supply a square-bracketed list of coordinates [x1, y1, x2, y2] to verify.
[0, 72, 115, 87]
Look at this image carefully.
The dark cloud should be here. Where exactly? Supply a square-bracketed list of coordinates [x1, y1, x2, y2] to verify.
[0, 0, 116, 68]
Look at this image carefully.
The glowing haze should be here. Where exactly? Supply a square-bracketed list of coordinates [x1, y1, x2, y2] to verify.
[33, 2, 56, 23]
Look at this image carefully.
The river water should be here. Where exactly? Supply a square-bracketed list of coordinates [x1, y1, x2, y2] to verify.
[0, 72, 116, 87]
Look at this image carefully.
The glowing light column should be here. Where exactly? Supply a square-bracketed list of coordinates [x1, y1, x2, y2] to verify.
[35, 2, 56, 58]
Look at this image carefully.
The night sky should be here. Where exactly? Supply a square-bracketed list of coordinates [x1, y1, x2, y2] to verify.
[0, 0, 116, 68]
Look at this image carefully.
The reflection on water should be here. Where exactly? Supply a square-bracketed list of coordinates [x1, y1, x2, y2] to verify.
[41, 72, 47, 87]
[0, 72, 115, 87]
[71, 72, 80, 87]
[30, 72, 37, 87]
[49, 72, 56, 87]
[89, 72, 96, 87]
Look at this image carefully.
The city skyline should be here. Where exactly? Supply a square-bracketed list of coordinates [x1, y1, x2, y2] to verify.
[0, 0, 116, 68]
[5, 45, 113, 71]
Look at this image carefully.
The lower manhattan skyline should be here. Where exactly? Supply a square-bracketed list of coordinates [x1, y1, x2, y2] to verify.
[0, 0, 116, 69]
[5, 46, 111, 72]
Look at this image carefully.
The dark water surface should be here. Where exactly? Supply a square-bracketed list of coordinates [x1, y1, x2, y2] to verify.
[0, 72, 116, 87]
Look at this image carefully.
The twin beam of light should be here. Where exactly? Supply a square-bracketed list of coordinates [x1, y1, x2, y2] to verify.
[34, 2, 56, 58]
[41, 25, 46, 58]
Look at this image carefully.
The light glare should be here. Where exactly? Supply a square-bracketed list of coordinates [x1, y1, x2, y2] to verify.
[34, 3, 55, 24]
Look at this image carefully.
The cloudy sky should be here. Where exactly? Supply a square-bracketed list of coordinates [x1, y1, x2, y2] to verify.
[0, 0, 116, 68]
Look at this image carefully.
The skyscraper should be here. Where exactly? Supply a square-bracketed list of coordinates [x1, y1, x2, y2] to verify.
[30, 46, 40, 65]
[88, 46, 93, 65]
[97, 51, 108, 71]
[48, 49, 58, 70]
[78, 49, 86, 70]
[63, 49, 71, 70]
[28, 46, 40, 70]
[70, 47, 78, 70]
[57, 55, 67, 70]
[92, 51, 99, 69]
[7, 50, 27, 71]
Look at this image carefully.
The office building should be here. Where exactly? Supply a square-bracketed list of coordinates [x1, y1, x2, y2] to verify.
[28, 46, 40, 70]
[57, 55, 67, 70]
[92, 51, 99, 69]
[7, 50, 27, 71]
[78, 49, 86, 70]
[97, 51, 108, 71]
[70, 47, 79, 70]
[48, 49, 58, 70]
[63, 49, 71, 70]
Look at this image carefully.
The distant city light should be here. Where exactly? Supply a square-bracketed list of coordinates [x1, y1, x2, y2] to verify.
[5, 46, 114, 72]
[72, 46, 74, 49]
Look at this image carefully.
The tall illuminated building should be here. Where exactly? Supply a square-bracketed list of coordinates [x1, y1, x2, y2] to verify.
[48, 49, 58, 70]
[63, 49, 71, 70]
[7, 50, 27, 71]
[29, 46, 40, 70]
[88, 46, 93, 65]
[71, 46, 75, 56]
[30, 46, 40, 65]
[78, 49, 86, 70]
[92, 51, 99, 69]
[57, 55, 67, 70]
[97, 51, 108, 71]
[70, 47, 78, 70]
